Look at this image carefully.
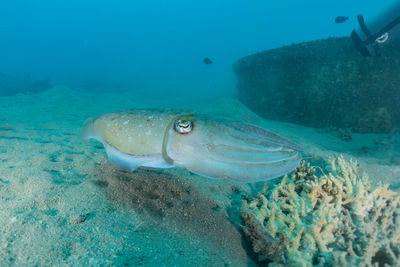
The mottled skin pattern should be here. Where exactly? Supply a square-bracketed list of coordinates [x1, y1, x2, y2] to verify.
[94, 110, 182, 156]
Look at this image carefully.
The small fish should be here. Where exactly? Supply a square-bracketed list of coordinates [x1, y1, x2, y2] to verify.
[335, 16, 349, 24]
[203, 58, 213, 65]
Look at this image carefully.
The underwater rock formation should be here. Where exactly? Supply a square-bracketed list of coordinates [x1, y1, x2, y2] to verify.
[233, 37, 400, 133]
[0, 72, 51, 96]
[241, 157, 400, 266]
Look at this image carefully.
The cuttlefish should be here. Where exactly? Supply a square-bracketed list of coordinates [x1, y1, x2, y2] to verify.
[81, 109, 302, 182]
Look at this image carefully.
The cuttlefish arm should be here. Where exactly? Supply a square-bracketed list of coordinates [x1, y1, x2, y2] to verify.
[162, 115, 301, 182]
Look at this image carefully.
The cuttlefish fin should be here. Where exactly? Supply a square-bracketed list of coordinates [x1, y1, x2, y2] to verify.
[81, 118, 103, 142]
[103, 142, 142, 171]
[103, 142, 173, 171]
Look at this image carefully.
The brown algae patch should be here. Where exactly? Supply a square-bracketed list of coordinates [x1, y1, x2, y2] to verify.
[90, 164, 250, 264]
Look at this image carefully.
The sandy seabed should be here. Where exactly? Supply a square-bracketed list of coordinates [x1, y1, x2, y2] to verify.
[0, 86, 398, 266]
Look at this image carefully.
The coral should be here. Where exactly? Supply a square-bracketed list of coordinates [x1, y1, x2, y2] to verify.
[241, 157, 400, 266]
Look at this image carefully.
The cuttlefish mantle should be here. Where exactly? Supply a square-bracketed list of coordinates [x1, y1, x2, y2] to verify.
[81, 109, 302, 183]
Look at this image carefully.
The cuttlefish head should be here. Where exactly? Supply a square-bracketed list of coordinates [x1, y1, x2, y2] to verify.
[162, 114, 301, 182]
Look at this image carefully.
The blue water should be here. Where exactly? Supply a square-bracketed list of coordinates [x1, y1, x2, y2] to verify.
[0, 0, 392, 99]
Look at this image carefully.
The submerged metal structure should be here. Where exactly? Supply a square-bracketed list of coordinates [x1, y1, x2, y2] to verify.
[351, 0, 400, 56]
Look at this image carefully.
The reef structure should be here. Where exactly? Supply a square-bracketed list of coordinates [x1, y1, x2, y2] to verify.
[0, 72, 51, 96]
[233, 37, 400, 133]
[241, 157, 400, 266]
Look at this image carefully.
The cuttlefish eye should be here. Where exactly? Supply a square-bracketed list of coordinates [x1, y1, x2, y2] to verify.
[174, 119, 193, 134]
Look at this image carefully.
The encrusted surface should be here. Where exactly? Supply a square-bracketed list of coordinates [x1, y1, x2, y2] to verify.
[233, 37, 400, 133]
[242, 157, 400, 266]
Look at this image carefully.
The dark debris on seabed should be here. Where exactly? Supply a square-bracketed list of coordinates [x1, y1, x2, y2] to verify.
[88, 163, 253, 265]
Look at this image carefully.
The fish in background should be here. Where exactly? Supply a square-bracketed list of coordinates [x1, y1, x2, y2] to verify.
[203, 58, 213, 65]
[335, 16, 349, 23]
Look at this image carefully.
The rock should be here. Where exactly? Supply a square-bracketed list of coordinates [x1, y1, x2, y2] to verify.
[0, 73, 52, 96]
[233, 37, 400, 133]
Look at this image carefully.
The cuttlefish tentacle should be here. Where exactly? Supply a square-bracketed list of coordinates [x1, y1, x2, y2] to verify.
[226, 122, 302, 151]
[200, 121, 301, 163]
